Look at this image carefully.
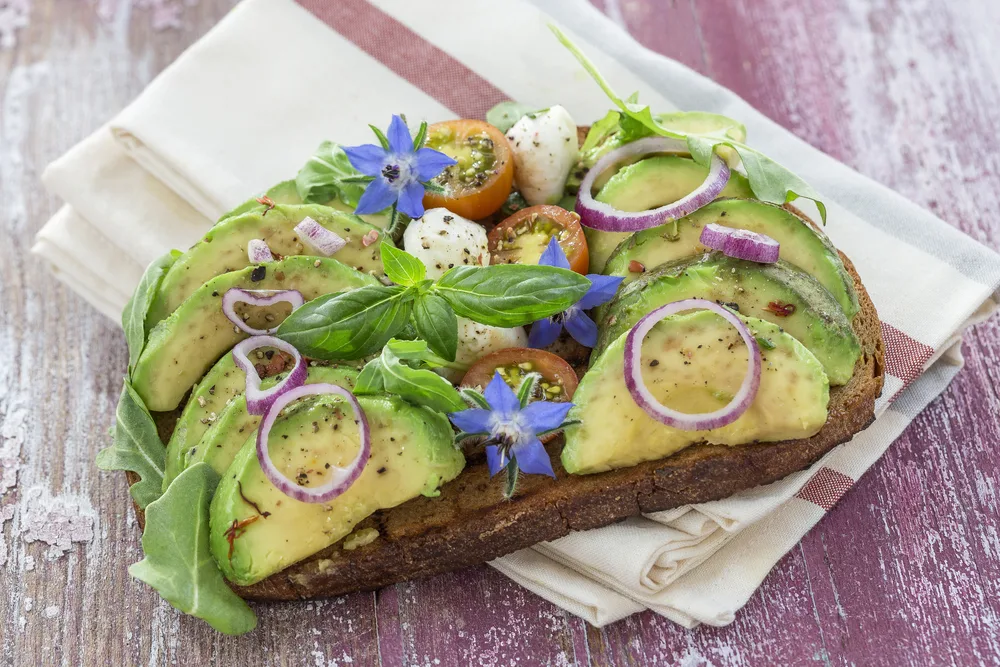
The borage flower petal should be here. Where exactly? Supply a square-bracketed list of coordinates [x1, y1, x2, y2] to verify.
[448, 408, 493, 435]
[386, 114, 413, 153]
[520, 401, 574, 434]
[396, 180, 426, 219]
[578, 273, 624, 310]
[414, 147, 457, 182]
[354, 177, 397, 215]
[528, 316, 562, 349]
[563, 309, 599, 348]
[512, 437, 556, 477]
[539, 237, 571, 271]
[341, 144, 388, 176]
[484, 372, 520, 417]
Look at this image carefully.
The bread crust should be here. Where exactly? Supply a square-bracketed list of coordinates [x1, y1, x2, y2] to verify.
[130, 240, 884, 602]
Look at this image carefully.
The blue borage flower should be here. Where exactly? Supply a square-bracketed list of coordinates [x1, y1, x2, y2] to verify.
[528, 238, 624, 349]
[342, 115, 456, 219]
[449, 371, 576, 498]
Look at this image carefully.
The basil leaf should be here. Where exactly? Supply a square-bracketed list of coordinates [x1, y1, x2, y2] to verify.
[549, 25, 827, 223]
[411, 293, 458, 362]
[122, 251, 179, 377]
[434, 265, 590, 327]
[129, 463, 257, 636]
[379, 340, 465, 413]
[96, 379, 167, 509]
[295, 140, 368, 207]
[354, 357, 386, 394]
[276, 285, 414, 360]
[381, 244, 427, 287]
[486, 101, 544, 134]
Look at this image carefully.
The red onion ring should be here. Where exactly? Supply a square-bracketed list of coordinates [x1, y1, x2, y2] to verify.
[255, 383, 371, 504]
[222, 288, 304, 335]
[624, 298, 761, 430]
[295, 217, 347, 256]
[575, 137, 730, 232]
[699, 223, 779, 263]
[247, 238, 274, 263]
[232, 335, 308, 415]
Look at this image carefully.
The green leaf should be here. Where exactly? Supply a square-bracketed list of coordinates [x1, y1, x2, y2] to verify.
[369, 124, 391, 151]
[433, 264, 591, 328]
[276, 285, 414, 360]
[580, 110, 621, 155]
[549, 24, 827, 223]
[354, 358, 386, 395]
[357, 339, 465, 413]
[129, 463, 257, 636]
[122, 251, 179, 377]
[294, 141, 369, 207]
[381, 244, 427, 287]
[411, 293, 458, 362]
[96, 379, 167, 509]
[486, 101, 543, 134]
[516, 372, 541, 409]
[413, 121, 429, 150]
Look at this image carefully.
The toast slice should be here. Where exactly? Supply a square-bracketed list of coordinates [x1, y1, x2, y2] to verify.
[130, 246, 884, 601]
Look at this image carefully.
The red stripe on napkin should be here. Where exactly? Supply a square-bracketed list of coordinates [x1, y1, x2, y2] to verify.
[880, 322, 934, 388]
[795, 467, 854, 511]
[295, 0, 508, 119]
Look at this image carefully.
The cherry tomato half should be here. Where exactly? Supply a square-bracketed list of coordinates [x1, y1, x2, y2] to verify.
[423, 120, 514, 220]
[488, 205, 589, 275]
[462, 348, 577, 402]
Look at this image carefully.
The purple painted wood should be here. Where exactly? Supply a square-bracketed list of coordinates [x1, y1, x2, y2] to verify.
[2, 0, 998, 665]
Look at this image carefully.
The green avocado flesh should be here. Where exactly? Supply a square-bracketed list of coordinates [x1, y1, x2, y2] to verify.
[218, 180, 393, 230]
[210, 395, 464, 586]
[603, 199, 859, 318]
[562, 311, 830, 474]
[148, 204, 387, 327]
[182, 366, 359, 481]
[132, 256, 377, 412]
[585, 156, 755, 273]
[595, 254, 860, 385]
[161, 351, 265, 491]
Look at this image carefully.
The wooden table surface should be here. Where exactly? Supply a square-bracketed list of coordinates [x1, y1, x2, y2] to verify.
[2, 0, 999, 665]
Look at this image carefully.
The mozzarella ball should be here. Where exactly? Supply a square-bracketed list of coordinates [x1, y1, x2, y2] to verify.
[402, 207, 490, 280]
[434, 318, 528, 383]
[505, 105, 578, 206]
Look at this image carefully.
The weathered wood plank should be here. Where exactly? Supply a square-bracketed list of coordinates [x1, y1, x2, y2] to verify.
[1, 0, 998, 665]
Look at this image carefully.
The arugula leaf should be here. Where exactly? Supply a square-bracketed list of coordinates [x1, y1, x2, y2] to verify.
[381, 244, 427, 287]
[122, 251, 179, 377]
[96, 379, 167, 509]
[276, 285, 414, 360]
[549, 25, 827, 222]
[411, 293, 458, 362]
[355, 340, 465, 413]
[295, 141, 369, 207]
[434, 264, 590, 328]
[129, 463, 257, 636]
[486, 101, 546, 134]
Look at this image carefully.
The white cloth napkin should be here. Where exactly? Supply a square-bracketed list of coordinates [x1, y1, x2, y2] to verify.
[32, 0, 1000, 627]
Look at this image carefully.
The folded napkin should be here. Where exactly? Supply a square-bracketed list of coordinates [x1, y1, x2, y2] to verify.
[33, 0, 1000, 627]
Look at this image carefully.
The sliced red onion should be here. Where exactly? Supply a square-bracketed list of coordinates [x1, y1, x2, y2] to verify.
[624, 298, 761, 430]
[222, 288, 304, 335]
[256, 383, 370, 504]
[699, 223, 779, 263]
[247, 238, 274, 263]
[576, 137, 730, 232]
[232, 335, 308, 415]
[295, 216, 347, 256]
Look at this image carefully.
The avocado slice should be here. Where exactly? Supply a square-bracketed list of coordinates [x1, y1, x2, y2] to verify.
[563, 311, 830, 474]
[595, 253, 860, 385]
[132, 256, 377, 412]
[210, 394, 465, 586]
[218, 180, 393, 230]
[182, 365, 359, 481]
[148, 204, 387, 327]
[602, 199, 858, 318]
[584, 156, 754, 273]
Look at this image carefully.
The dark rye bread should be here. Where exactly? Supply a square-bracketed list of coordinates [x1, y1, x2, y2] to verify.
[130, 245, 884, 600]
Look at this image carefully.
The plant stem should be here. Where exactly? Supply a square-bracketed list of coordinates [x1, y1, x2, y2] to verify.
[387, 203, 407, 245]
